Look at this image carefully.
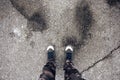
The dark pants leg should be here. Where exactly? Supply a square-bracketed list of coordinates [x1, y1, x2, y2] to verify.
[63, 61, 85, 80]
[39, 61, 56, 80]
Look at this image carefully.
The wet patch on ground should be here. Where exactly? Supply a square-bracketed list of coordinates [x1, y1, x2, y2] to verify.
[75, 0, 93, 40]
[27, 12, 48, 32]
[106, 0, 120, 9]
[106, 0, 120, 6]
[10, 0, 48, 32]
[62, 36, 80, 50]
[62, 0, 93, 51]
[9, 0, 29, 19]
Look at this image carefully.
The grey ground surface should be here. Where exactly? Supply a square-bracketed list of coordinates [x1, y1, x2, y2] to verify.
[0, 0, 120, 80]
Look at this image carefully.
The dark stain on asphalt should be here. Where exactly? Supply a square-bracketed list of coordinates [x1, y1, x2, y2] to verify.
[10, 0, 29, 18]
[10, 0, 48, 32]
[62, 36, 80, 50]
[62, 0, 93, 51]
[75, 0, 93, 40]
[106, 0, 120, 6]
[27, 12, 48, 32]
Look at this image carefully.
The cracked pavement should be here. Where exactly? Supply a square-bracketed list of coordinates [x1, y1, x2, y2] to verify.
[0, 0, 120, 80]
[81, 45, 120, 74]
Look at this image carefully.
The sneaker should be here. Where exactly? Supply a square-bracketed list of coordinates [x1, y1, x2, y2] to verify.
[65, 45, 73, 61]
[47, 45, 55, 62]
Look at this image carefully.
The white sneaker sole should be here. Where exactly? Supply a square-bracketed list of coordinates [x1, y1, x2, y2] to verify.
[47, 45, 54, 51]
[65, 45, 73, 52]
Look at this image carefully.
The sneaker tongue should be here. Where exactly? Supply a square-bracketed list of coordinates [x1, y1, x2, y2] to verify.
[66, 49, 73, 53]
[47, 51, 55, 62]
[66, 52, 72, 61]
[48, 49, 54, 53]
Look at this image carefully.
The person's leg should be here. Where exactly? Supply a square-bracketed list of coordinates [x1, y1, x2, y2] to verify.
[64, 45, 85, 80]
[39, 46, 56, 80]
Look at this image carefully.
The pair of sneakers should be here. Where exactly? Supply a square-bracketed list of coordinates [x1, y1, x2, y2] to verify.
[47, 45, 73, 62]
